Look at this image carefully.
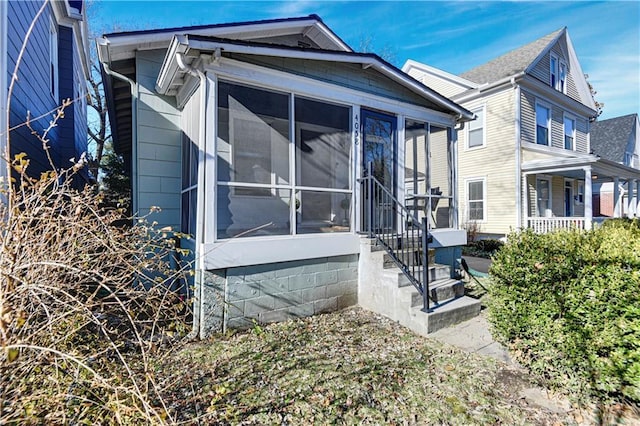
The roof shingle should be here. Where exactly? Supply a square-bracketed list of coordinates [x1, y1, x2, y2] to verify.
[460, 28, 564, 84]
[590, 114, 638, 162]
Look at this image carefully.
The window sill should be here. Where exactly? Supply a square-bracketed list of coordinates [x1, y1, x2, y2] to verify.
[203, 232, 360, 269]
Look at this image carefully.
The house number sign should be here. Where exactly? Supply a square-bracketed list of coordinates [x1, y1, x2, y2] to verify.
[354, 113, 360, 145]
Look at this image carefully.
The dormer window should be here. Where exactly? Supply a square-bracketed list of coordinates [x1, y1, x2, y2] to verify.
[550, 53, 567, 93]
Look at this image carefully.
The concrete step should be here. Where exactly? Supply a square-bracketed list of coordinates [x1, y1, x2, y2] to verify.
[383, 264, 451, 286]
[429, 279, 465, 303]
[421, 296, 482, 333]
[401, 279, 465, 308]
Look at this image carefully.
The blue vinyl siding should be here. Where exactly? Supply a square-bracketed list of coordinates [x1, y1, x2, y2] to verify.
[6, 1, 87, 180]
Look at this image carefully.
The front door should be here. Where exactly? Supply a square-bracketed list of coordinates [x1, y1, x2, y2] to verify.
[564, 180, 573, 217]
[361, 109, 396, 231]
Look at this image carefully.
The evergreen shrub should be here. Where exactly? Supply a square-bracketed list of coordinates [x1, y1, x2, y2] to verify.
[488, 225, 640, 406]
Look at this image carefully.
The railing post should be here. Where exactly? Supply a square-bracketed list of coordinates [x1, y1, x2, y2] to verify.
[421, 217, 430, 312]
[367, 162, 373, 238]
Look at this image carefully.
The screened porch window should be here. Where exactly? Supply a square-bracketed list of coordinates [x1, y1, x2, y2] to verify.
[216, 81, 351, 239]
[404, 120, 454, 229]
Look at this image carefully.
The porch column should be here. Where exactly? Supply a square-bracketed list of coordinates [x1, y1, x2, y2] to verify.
[629, 180, 637, 218]
[584, 167, 592, 230]
[614, 177, 621, 217]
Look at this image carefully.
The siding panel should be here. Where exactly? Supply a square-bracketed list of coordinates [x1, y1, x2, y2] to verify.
[135, 50, 183, 229]
[458, 88, 516, 235]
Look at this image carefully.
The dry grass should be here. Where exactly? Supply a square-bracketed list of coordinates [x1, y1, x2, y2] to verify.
[151, 307, 582, 425]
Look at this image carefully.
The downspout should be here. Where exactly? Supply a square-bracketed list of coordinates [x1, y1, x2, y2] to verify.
[102, 64, 139, 217]
[453, 114, 464, 230]
[513, 77, 522, 229]
[176, 52, 209, 339]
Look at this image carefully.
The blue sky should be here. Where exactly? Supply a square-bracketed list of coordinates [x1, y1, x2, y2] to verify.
[90, 1, 639, 120]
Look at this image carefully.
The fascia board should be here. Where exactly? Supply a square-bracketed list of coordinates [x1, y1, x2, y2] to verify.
[312, 21, 352, 52]
[564, 30, 597, 111]
[522, 155, 640, 179]
[101, 17, 334, 61]
[155, 35, 190, 94]
[525, 28, 565, 75]
[521, 155, 598, 172]
[402, 59, 477, 90]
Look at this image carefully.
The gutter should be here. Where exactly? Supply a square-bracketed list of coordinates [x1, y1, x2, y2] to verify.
[453, 71, 526, 104]
[175, 52, 209, 339]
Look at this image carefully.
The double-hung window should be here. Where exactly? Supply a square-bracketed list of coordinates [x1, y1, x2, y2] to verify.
[467, 107, 484, 149]
[536, 103, 550, 146]
[564, 116, 575, 150]
[467, 178, 485, 221]
[550, 53, 567, 93]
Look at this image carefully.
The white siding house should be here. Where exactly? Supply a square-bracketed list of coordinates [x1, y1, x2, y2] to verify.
[405, 27, 640, 238]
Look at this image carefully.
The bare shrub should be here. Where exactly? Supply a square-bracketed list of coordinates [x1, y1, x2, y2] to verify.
[0, 139, 191, 424]
[464, 219, 481, 243]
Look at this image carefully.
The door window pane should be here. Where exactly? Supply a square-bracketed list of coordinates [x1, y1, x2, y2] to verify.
[363, 112, 395, 191]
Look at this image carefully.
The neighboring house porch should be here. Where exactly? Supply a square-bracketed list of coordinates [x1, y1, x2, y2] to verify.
[522, 153, 640, 233]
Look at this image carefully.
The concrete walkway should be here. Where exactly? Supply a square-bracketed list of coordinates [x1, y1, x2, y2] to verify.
[429, 309, 512, 363]
[462, 256, 492, 274]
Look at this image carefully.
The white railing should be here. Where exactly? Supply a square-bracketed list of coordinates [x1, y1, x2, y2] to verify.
[527, 217, 587, 234]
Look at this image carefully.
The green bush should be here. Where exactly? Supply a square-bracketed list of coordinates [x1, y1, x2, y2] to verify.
[488, 227, 640, 406]
[462, 239, 504, 258]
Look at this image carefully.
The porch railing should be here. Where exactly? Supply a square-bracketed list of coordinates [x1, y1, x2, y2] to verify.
[527, 217, 587, 233]
[359, 163, 432, 312]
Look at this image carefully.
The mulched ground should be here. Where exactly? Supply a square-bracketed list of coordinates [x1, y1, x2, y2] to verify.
[152, 307, 587, 425]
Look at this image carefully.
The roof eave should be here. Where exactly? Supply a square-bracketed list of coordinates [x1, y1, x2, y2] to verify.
[100, 15, 351, 63]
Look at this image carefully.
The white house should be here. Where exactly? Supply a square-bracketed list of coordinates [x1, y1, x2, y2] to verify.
[404, 28, 640, 238]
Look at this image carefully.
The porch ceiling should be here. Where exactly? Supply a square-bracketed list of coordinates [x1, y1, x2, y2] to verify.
[522, 156, 640, 181]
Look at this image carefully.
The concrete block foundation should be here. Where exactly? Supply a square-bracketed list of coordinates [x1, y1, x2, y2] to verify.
[198, 255, 358, 337]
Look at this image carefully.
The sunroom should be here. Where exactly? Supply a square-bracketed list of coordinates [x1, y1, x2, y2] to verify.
[156, 35, 473, 270]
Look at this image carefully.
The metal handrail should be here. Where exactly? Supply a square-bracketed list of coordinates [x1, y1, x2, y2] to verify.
[360, 163, 431, 311]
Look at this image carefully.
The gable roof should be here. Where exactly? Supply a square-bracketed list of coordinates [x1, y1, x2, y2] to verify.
[590, 113, 639, 162]
[99, 14, 352, 63]
[155, 34, 474, 120]
[460, 28, 564, 85]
